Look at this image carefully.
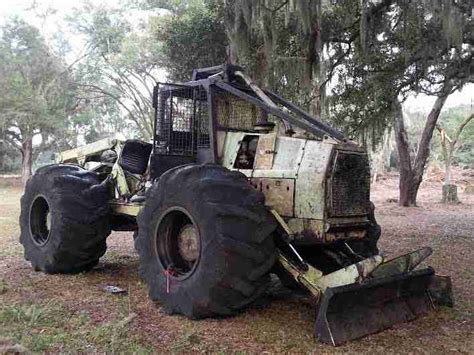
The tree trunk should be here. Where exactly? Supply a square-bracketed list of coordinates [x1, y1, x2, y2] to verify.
[393, 100, 418, 206]
[399, 170, 419, 206]
[442, 184, 459, 204]
[21, 138, 33, 186]
[444, 153, 452, 185]
[438, 113, 474, 204]
[412, 92, 450, 181]
[394, 85, 451, 207]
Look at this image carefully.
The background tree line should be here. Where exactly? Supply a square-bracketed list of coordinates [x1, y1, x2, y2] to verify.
[0, 0, 472, 205]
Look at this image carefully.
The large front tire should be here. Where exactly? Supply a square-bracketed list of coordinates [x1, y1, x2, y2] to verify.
[20, 164, 111, 273]
[135, 164, 277, 318]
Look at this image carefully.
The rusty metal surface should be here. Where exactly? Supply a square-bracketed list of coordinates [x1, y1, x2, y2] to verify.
[254, 132, 277, 169]
[287, 217, 369, 243]
[326, 216, 370, 227]
[251, 177, 295, 217]
[287, 218, 325, 242]
[177, 224, 200, 263]
[270, 209, 295, 239]
[325, 229, 366, 242]
[110, 201, 143, 216]
[221, 125, 372, 237]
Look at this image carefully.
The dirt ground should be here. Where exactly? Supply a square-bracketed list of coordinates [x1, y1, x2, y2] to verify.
[0, 169, 473, 353]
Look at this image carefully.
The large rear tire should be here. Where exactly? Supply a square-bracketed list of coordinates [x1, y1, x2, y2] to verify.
[20, 164, 111, 273]
[135, 164, 277, 318]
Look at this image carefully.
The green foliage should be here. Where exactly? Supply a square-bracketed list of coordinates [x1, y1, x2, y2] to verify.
[137, 0, 202, 14]
[329, 0, 472, 144]
[149, 0, 227, 82]
[0, 141, 21, 173]
[0, 17, 82, 177]
[435, 105, 474, 166]
[0, 18, 71, 141]
[222, 0, 322, 109]
[221, 0, 472, 148]
[68, 4, 162, 139]
[0, 16, 131, 174]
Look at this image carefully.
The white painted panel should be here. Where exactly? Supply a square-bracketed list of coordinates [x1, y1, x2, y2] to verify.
[272, 137, 304, 171]
[295, 141, 333, 219]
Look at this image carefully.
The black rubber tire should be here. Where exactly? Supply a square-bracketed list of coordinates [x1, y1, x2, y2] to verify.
[20, 164, 111, 273]
[135, 164, 277, 319]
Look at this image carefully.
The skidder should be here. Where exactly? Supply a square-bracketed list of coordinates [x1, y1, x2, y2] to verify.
[20, 65, 453, 345]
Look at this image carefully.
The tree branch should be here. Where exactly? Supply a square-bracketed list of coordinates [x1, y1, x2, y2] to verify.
[452, 113, 474, 148]
[412, 81, 453, 181]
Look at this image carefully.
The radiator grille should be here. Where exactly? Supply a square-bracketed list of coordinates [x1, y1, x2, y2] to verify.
[328, 151, 370, 217]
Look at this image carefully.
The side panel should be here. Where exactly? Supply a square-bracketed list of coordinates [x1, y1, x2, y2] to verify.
[221, 133, 333, 219]
[221, 132, 371, 244]
[220, 131, 247, 169]
[253, 136, 303, 179]
[272, 137, 305, 171]
[251, 177, 295, 216]
[254, 132, 277, 169]
[294, 140, 333, 219]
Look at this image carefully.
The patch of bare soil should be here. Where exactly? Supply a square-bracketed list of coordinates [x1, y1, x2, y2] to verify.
[0, 170, 473, 353]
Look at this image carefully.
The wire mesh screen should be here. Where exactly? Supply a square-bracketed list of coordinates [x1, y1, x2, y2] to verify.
[213, 90, 259, 130]
[329, 151, 371, 217]
[155, 84, 208, 155]
[196, 88, 209, 148]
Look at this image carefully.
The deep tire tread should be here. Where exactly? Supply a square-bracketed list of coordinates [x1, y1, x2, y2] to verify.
[135, 164, 277, 319]
[19, 164, 111, 274]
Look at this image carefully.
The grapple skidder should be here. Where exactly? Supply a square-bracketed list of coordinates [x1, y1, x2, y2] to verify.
[20, 64, 453, 345]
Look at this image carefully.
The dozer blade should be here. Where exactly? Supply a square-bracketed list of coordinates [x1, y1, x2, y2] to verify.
[314, 267, 453, 346]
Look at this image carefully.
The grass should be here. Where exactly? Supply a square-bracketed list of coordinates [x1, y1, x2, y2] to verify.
[0, 299, 151, 353]
[0, 279, 7, 294]
[0, 183, 153, 353]
[169, 327, 204, 352]
[0, 184, 23, 257]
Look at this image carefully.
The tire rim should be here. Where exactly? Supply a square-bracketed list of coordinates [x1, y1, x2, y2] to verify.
[155, 207, 201, 279]
[29, 195, 51, 246]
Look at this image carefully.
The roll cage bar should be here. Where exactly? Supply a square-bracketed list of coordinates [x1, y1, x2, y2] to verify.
[151, 64, 349, 166]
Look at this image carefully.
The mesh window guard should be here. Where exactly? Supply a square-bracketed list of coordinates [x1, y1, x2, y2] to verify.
[155, 85, 208, 155]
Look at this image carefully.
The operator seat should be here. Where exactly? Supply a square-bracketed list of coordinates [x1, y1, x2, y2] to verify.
[119, 139, 153, 175]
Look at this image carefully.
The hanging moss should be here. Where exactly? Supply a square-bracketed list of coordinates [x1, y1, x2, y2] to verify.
[359, 0, 367, 54]
[441, 2, 464, 48]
